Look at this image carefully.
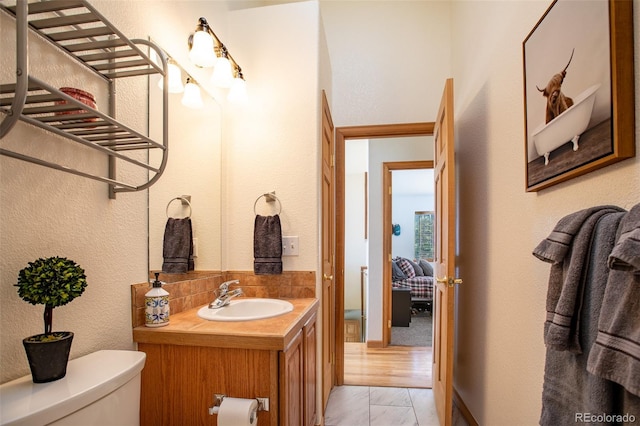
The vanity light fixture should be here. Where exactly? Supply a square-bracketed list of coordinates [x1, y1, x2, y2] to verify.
[188, 18, 216, 68]
[210, 47, 233, 88]
[187, 17, 246, 96]
[157, 60, 184, 93]
[228, 70, 248, 104]
[181, 77, 204, 109]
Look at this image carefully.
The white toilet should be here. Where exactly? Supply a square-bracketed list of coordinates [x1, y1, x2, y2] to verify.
[0, 350, 146, 426]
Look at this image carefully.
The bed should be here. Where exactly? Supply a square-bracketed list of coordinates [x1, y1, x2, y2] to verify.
[392, 257, 434, 303]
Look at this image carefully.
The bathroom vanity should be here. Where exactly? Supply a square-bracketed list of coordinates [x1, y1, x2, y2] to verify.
[133, 298, 318, 426]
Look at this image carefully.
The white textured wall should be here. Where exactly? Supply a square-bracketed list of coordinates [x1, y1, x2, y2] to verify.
[450, 1, 640, 424]
[321, 0, 452, 126]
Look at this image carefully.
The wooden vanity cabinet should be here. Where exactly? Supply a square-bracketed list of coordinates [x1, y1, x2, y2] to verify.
[280, 329, 304, 425]
[135, 300, 318, 426]
[280, 312, 317, 426]
[303, 313, 317, 426]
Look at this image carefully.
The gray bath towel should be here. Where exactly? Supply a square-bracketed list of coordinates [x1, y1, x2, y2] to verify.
[588, 203, 640, 398]
[533, 206, 625, 353]
[540, 211, 625, 426]
[608, 202, 640, 272]
[162, 217, 194, 274]
[254, 214, 282, 275]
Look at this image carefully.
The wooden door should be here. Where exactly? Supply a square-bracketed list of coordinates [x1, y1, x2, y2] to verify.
[321, 91, 336, 408]
[433, 78, 461, 426]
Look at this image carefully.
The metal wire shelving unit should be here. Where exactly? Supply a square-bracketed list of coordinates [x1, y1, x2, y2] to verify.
[0, 0, 168, 198]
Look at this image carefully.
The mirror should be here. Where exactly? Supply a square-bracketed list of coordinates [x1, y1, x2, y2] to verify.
[148, 53, 222, 275]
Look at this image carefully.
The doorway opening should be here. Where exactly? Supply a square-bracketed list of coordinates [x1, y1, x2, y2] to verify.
[387, 166, 434, 350]
[335, 123, 434, 389]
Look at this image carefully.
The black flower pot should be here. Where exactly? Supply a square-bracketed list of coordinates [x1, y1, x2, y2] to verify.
[22, 331, 73, 383]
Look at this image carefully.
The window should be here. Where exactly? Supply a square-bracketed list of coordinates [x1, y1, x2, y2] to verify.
[414, 211, 435, 261]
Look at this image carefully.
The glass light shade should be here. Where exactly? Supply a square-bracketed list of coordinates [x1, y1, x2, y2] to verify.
[189, 31, 216, 68]
[158, 62, 184, 93]
[228, 77, 248, 104]
[211, 56, 234, 88]
[181, 80, 204, 109]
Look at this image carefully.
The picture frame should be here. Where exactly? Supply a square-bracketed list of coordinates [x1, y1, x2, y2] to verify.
[522, 0, 635, 192]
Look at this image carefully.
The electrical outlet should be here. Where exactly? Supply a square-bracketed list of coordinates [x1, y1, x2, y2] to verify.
[282, 236, 299, 256]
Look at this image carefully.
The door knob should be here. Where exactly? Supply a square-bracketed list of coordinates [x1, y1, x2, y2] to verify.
[436, 276, 463, 287]
[323, 274, 333, 281]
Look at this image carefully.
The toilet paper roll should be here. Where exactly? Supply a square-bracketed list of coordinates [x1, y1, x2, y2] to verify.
[217, 397, 259, 426]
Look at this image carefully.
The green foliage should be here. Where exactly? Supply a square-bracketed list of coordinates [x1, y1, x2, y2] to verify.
[15, 257, 87, 334]
[16, 257, 87, 308]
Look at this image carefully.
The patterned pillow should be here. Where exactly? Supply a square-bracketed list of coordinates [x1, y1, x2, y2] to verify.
[419, 259, 434, 277]
[395, 257, 416, 278]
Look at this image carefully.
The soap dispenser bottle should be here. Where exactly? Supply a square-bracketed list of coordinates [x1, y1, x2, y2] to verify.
[145, 273, 170, 327]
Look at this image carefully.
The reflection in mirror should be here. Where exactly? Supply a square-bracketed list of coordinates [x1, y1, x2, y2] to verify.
[148, 50, 222, 275]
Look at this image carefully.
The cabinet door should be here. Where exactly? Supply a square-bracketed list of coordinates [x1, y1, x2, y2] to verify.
[303, 314, 317, 426]
[280, 330, 304, 426]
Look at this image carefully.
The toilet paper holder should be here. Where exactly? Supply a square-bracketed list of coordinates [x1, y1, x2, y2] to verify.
[208, 394, 269, 415]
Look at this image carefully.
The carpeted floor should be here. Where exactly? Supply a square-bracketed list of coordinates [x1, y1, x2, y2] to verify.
[390, 311, 433, 347]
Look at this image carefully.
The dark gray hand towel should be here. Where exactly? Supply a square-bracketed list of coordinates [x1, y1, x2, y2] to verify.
[254, 214, 282, 275]
[588, 203, 640, 398]
[533, 205, 625, 353]
[162, 217, 194, 274]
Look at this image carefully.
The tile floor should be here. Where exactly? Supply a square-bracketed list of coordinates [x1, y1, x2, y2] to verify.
[324, 385, 439, 426]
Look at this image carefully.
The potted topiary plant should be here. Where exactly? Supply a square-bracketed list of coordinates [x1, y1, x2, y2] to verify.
[15, 256, 87, 383]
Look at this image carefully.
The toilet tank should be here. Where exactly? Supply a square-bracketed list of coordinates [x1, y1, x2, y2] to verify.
[0, 350, 146, 426]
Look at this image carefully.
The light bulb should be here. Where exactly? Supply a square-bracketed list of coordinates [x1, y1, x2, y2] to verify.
[211, 56, 233, 88]
[181, 79, 204, 109]
[228, 76, 248, 104]
[189, 30, 216, 68]
[158, 62, 184, 93]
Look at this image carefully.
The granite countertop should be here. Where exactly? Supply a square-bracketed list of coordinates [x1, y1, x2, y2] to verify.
[133, 298, 318, 351]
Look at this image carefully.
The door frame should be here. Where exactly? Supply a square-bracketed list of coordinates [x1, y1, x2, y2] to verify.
[335, 122, 434, 385]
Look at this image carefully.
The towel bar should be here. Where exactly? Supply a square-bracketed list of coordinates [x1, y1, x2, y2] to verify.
[166, 196, 192, 218]
[253, 191, 282, 216]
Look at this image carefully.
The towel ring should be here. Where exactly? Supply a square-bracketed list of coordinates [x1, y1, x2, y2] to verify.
[166, 196, 192, 218]
[253, 192, 282, 216]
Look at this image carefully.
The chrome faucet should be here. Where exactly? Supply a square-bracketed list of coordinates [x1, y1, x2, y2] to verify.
[209, 280, 243, 309]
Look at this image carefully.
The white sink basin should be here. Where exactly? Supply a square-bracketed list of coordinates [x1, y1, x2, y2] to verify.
[197, 298, 294, 322]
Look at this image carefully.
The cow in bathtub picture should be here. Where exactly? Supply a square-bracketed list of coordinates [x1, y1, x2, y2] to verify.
[533, 48, 602, 167]
[538, 49, 575, 125]
[521, 0, 634, 191]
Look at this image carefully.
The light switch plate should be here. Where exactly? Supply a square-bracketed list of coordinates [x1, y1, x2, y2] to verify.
[282, 236, 299, 256]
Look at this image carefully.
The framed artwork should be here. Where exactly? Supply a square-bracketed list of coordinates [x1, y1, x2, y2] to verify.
[523, 0, 635, 192]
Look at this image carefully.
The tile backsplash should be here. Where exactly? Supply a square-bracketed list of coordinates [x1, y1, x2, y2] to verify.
[131, 270, 316, 328]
